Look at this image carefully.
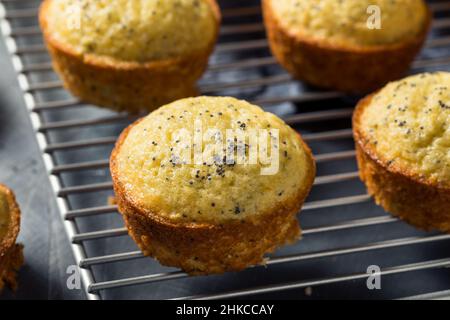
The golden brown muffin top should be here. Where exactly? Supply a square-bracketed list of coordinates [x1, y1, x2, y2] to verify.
[359, 72, 450, 188]
[44, 0, 218, 62]
[113, 96, 314, 223]
[268, 0, 428, 47]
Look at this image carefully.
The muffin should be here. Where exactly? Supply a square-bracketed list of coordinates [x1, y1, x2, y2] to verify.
[39, 0, 220, 113]
[263, 0, 431, 93]
[111, 96, 316, 274]
[354, 72, 450, 232]
[0, 185, 24, 292]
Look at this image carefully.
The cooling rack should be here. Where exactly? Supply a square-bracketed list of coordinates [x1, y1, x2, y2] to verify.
[1, 0, 450, 300]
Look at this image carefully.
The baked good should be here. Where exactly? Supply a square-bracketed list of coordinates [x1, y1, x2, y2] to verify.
[0, 185, 24, 292]
[39, 0, 220, 113]
[353, 72, 450, 232]
[263, 0, 431, 93]
[111, 96, 316, 274]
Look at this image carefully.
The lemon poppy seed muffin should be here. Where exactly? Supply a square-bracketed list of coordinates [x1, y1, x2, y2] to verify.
[263, 0, 431, 93]
[40, 0, 220, 113]
[354, 72, 450, 232]
[0, 185, 24, 292]
[111, 96, 316, 274]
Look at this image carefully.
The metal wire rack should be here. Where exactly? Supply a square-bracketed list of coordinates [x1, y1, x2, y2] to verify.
[1, 0, 450, 300]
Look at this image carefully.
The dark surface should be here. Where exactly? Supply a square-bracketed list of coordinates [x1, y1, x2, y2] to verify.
[0, 36, 84, 300]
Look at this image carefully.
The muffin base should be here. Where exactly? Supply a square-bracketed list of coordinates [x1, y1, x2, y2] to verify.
[353, 95, 450, 233]
[111, 120, 316, 275]
[119, 198, 303, 275]
[0, 185, 23, 292]
[0, 244, 24, 292]
[262, 0, 431, 94]
[39, 0, 221, 113]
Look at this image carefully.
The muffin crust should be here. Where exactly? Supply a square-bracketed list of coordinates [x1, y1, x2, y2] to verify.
[44, 0, 218, 62]
[263, 0, 431, 93]
[269, 0, 427, 48]
[354, 73, 450, 232]
[0, 185, 24, 292]
[39, 0, 221, 113]
[359, 72, 450, 188]
[0, 193, 9, 241]
[111, 97, 316, 274]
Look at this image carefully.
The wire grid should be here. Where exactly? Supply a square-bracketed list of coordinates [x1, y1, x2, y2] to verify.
[1, 0, 450, 300]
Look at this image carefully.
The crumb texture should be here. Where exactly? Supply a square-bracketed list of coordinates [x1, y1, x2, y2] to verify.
[360, 72, 450, 188]
[115, 96, 313, 223]
[45, 0, 217, 61]
[268, 0, 427, 47]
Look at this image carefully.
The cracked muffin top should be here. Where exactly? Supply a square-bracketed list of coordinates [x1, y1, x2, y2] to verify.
[42, 0, 219, 62]
[267, 0, 428, 47]
[112, 96, 315, 223]
[358, 72, 450, 188]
